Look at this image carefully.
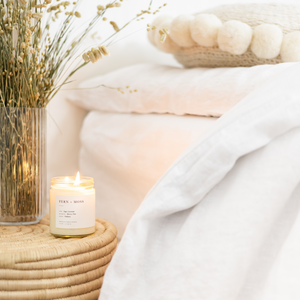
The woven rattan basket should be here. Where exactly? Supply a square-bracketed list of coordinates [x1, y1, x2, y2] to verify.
[0, 215, 117, 300]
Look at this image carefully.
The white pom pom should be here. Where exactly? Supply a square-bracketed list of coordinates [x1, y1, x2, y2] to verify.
[251, 24, 283, 59]
[217, 20, 252, 55]
[280, 31, 300, 62]
[169, 15, 196, 48]
[190, 14, 222, 47]
[148, 15, 173, 46]
[154, 21, 180, 53]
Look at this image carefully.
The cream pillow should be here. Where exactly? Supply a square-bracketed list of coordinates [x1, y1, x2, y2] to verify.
[67, 63, 294, 118]
[148, 4, 300, 68]
[80, 112, 217, 237]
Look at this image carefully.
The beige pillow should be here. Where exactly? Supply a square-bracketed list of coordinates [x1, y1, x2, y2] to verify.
[148, 4, 300, 68]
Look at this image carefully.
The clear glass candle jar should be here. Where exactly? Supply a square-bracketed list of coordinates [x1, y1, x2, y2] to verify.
[49, 176, 95, 237]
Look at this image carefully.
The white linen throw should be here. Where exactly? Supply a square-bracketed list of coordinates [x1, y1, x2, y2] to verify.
[100, 63, 300, 300]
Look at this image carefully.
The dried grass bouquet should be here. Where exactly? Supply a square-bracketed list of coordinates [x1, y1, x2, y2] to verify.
[0, 0, 167, 224]
[0, 0, 166, 108]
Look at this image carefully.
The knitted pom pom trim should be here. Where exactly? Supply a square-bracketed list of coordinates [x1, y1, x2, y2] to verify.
[148, 4, 300, 67]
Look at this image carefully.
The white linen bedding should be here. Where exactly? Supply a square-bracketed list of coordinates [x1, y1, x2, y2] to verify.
[99, 63, 300, 300]
[79, 112, 218, 237]
[68, 63, 295, 118]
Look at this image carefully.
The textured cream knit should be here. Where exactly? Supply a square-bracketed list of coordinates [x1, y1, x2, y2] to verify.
[173, 4, 300, 68]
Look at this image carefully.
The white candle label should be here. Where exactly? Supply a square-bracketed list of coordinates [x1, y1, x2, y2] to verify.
[56, 195, 95, 229]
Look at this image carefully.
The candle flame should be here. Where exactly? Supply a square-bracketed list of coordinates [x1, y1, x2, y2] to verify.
[73, 172, 80, 186]
[65, 177, 70, 182]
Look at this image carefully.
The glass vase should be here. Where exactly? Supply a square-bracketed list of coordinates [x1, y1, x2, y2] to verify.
[0, 108, 47, 225]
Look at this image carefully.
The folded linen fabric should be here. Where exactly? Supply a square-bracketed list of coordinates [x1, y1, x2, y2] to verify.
[99, 64, 300, 300]
[79, 112, 217, 237]
[68, 63, 294, 117]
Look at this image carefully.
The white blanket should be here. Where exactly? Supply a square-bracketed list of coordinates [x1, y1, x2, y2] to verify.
[100, 63, 300, 300]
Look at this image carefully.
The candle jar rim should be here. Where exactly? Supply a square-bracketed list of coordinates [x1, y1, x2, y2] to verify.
[51, 176, 94, 188]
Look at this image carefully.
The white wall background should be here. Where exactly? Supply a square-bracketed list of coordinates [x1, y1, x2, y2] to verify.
[47, 0, 300, 187]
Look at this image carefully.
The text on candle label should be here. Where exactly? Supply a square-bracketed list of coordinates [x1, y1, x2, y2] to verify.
[56, 195, 95, 229]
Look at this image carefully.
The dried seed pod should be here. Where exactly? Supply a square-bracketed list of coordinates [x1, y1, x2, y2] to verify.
[162, 28, 169, 34]
[25, 28, 31, 37]
[98, 45, 110, 56]
[63, 1, 71, 8]
[82, 53, 90, 62]
[32, 13, 43, 19]
[110, 21, 119, 32]
[87, 51, 97, 63]
[92, 48, 102, 60]
[160, 33, 167, 43]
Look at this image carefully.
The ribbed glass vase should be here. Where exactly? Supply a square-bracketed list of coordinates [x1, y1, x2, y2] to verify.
[0, 108, 47, 225]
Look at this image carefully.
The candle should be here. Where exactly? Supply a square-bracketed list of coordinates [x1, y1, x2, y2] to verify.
[50, 172, 95, 237]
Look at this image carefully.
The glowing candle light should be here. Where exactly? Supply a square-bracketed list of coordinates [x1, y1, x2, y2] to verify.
[49, 172, 95, 237]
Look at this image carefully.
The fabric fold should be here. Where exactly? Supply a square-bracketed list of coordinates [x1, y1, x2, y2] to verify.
[100, 63, 300, 300]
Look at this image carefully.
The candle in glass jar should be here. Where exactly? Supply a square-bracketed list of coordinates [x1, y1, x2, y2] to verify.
[50, 172, 95, 237]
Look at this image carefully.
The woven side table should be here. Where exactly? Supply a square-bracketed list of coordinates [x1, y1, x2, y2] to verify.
[0, 215, 117, 300]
